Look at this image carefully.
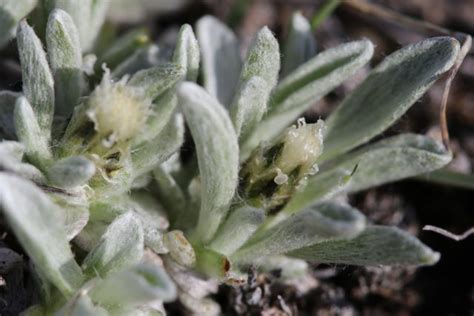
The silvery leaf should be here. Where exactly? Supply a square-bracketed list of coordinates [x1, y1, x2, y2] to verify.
[178, 82, 239, 243]
[230, 76, 268, 139]
[210, 206, 265, 256]
[132, 113, 185, 179]
[133, 90, 177, 145]
[238, 26, 280, 91]
[0, 0, 37, 47]
[14, 97, 52, 171]
[89, 264, 177, 307]
[321, 37, 460, 161]
[45, 0, 110, 52]
[230, 26, 279, 139]
[47, 190, 90, 241]
[46, 9, 84, 118]
[0, 141, 45, 182]
[196, 15, 241, 107]
[17, 21, 55, 136]
[128, 63, 185, 100]
[286, 134, 452, 213]
[242, 40, 373, 158]
[0, 173, 84, 296]
[82, 212, 144, 277]
[173, 24, 200, 81]
[56, 294, 108, 316]
[232, 202, 366, 263]
[288, 226, 440, 266]
[47, 156, 95, 189]
[281, 12, 317, 78]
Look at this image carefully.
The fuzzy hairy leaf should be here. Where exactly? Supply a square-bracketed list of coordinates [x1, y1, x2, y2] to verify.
[46, 9, 84, 118]
[14, 97, 52, 171]
[45, 0, 110, 52]
[239, 26, 280, 91]
[196, 15, 241, 107]
[178, 82, 239, 243]
[321, 37, 460, 161]
[89, 264, 177, 307]
[0, 0, 37, 47]
[288, 226, 440, 266]
[281, 12, 317, 78]
[128, 63, 185, 100]
[47, 156, 95, 189]
[210, 206, 265, 256]
[173, 24, 200, 81]
[82, 212, 144, 277]
[0, 141, 45, 182]
[286, 134, 452, 213]
[132, 113, 185, 178]
[56, 295, 108, 316]
[242, 40, 373, 158]
[232, 202, 366, 263]
[47, 191, 90, 241]
[133, 90, 177, 145]
[17, 21, 55, 135]
[0, 173, 84, 296]
[230, 27, 279, 139]
[230, 76, 268, 139]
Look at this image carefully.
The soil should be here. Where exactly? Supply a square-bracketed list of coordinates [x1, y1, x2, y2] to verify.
[1, 1, 474, 315]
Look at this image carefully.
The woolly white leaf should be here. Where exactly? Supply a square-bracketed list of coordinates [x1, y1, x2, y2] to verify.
[132, 113, 185, 178]
[133, 91, 177, 145]
[56, 294, 108, 316]
[0, 173, 84, 296]
[0, 141, 45, 182]
[0, 0, 37, 47]
[230, 76, 268, 139]
[196, 15, 241, 107]
[17, 21, 55, 136]
[210, 206, 265, 256]
[89, 264, 177, 307]
[128, 63, 185, 100]
[281, 12, 317, 78]
[47, 156, 95, 189]
[82, 212, 144, 277]
[288, 226, 440, 266]
[14, 97, 52, 171]
[178, 82, 239, 243]
[173, 24, 200, 81]
[47, 191, 90, 241]
[242, 40, 373, 158]
[321, 37, 460, 161]
[287, 134, 452, 213]
[232, 202, 366, 263]
[230, 27, 279, 139]
[46, 9, 84, 118]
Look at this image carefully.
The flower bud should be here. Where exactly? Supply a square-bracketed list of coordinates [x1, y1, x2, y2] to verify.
[240, 119, 325, 214]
